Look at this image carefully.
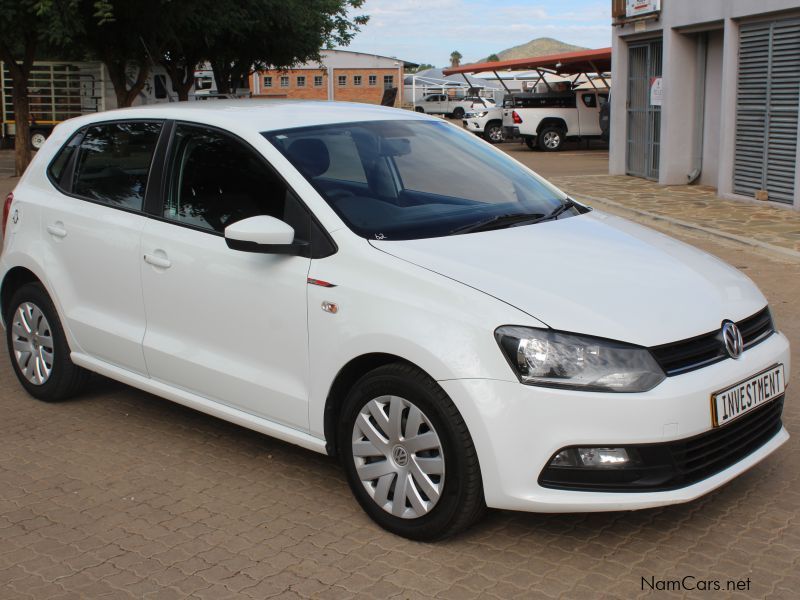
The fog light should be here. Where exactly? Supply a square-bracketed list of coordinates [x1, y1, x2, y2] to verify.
[548, 447, 639, 469]
[578, 447, 633, 467]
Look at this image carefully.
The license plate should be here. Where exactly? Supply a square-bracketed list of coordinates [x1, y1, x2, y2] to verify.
[712, 364, 785, 427]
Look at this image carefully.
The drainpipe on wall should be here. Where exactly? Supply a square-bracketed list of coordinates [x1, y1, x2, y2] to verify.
[688, 32, 708, 184]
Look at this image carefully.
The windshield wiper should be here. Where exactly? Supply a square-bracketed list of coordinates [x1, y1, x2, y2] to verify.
[449, 212, 545, 235]
[527, 198, 578, 224]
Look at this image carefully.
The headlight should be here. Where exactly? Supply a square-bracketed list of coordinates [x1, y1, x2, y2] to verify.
[495, 326, 665, 392]
[474, 111, 488, 117]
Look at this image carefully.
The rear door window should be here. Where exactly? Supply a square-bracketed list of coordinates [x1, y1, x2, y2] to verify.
[72, 121, 163, 210]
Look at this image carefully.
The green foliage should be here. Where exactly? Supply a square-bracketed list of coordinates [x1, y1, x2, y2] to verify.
[486, 54, 500, 62]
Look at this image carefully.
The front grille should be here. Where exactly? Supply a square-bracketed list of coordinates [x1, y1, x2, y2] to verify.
[539, 396, 784, 492]
[650, 307, 774, 376]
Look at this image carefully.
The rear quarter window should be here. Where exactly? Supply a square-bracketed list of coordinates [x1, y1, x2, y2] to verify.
[72, 121, 163, 210]
[47, 132, 84, 189]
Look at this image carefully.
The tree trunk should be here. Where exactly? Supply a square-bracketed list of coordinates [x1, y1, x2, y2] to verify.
[0, 37, 36, 176]
[105, 57, 151, 108]
[163, 60, 195, 101]
[210, 59, 232, 94]
[10, 80, 31, 176]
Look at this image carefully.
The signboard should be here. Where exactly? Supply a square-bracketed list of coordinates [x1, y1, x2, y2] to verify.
[649, 77, 663, 106]
[627, 0, 661, 18]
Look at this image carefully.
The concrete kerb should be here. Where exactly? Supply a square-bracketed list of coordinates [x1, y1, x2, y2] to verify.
[572, 192, 800, 262]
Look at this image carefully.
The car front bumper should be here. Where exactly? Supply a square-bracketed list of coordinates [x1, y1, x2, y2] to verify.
[439, 331, 791, 513]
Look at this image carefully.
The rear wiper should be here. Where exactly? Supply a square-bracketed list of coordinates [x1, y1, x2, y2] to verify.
[449, 212, 545, 235]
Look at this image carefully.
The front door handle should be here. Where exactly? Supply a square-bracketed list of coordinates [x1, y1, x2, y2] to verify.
[143, 252, 171, 269]
[47, 222, 67, 238]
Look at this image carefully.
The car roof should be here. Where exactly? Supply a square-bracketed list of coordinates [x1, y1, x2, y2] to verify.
[61, 99, 432, 135]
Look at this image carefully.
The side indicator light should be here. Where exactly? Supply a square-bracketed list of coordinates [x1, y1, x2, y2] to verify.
[308, 278, 336, 288]
[321, 301, 338, 314]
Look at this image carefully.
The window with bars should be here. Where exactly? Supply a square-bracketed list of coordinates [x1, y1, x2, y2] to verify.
[383, 75, 394, 89]
[368, 75, 377, 86]
[264, 76, 272, 88]
[297, 76, 306, 87]
[314, 75, 323, 87]
[280, 76, 289, 87]
[354, 75, 362, 86]
[338, 75, 347, 87]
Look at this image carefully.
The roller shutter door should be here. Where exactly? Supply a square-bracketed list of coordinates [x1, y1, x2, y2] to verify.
[734, 19, 800, 204]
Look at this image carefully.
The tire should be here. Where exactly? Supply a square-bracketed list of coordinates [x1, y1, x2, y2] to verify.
[339, 363, 485, 541]
[452, 107, 465, 120]
[5, 283, 89, 402]
[30, 131, 47, 150]
[524, 136, 536, 150]
[415, 106, 425, 113]
[537, 126, 565, 151]
[483, 122, 504, 144]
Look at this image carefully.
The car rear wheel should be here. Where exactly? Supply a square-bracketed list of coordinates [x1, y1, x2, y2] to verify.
[339, 363, 485, 540]
[538, 126, 565, 151]
[415, 106, 425, 113]
[5, 283, 89, 401]
[484, 122, 504, 144]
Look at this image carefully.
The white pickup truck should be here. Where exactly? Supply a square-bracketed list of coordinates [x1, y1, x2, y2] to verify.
[502, 87, 609, 151]
[414, 94, 495, 119]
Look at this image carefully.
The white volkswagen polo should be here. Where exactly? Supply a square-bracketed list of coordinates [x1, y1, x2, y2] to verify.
[0, 101, 790, 540]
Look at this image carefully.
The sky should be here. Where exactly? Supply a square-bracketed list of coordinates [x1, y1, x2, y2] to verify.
[338, 0, 612, 66]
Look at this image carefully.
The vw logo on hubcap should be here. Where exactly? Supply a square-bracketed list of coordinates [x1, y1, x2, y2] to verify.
[391, 445, 409, 467]
[722, 321, 743, 359]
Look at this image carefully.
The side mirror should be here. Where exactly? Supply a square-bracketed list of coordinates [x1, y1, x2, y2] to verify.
[224, 215, 309, 256]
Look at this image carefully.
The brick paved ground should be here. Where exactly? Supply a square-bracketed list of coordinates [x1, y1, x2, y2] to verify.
[1, 156, 800, 599]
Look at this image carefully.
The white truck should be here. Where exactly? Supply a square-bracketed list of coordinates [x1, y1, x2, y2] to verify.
[1, 60, 191, 150]
[414, 94, 495, 119]
[462, 105, 505, 143]
[502, 86, 609, 151]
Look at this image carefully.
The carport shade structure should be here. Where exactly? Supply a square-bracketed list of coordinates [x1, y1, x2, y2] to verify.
[442, 47, 612, 94]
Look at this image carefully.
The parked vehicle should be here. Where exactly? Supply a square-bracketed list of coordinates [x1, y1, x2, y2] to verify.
[415, 94, 495, 119]
[462, 105, 505, 143]
[600, 91, 611, 142]
[502, 87, 609, 151]
[1, 101, 789, 540]
[1, 61, 191, 150]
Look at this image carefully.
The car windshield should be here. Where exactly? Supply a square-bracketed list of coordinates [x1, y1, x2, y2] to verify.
[264, 119, 579, 241]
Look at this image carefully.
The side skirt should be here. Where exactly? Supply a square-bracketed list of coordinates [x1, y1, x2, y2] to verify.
[71, 352, 328, 454]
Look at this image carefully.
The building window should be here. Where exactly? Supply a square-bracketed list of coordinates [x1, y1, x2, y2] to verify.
[338, 75, 347, 87]
[297, 76, 306, 87]
[314, 75, 323, 87]
[383, 75, 394, 89]
[280, 76, 289, 88]
[368, 75, 377, 86]
[264, 76, 273, 88]
[353, 75, 362, 86]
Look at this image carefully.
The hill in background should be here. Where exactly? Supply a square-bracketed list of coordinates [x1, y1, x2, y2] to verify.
[482, 37, 587, 62]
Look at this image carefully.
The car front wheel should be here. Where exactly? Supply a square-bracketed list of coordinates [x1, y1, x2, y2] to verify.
[339, 363, 484, 540]
[484, 122, 504, 144]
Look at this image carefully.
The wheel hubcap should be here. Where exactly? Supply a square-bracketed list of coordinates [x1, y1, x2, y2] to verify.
[11, 302, 54, 385]
[488, 127, 503, 141]
[352, 395, 445, 519]
[543, 132, 560, 148]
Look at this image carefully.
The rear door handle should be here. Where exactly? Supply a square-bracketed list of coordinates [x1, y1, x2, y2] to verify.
[143, 252, 171, 269]
[47, 223, 67, 238]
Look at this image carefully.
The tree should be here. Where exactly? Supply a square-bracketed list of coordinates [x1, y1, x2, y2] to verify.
[77, 0, 165, 108]
[407, 63, 434, 73]
[450, 51, 462, 69]
[0, 0, 82, 175]
[486, 53, 500, 62]
[204, 0, 369, 95]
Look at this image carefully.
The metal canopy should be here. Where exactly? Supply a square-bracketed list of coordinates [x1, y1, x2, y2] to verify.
[442, 48, 612, 77]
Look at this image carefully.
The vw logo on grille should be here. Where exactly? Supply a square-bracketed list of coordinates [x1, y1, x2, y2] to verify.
[722, 321, 743, 359]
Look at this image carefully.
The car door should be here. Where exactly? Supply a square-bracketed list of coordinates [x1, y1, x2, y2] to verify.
[139, 123, 313, 430]
[42, 120, 165, 374]
[577, 92, 602, 136]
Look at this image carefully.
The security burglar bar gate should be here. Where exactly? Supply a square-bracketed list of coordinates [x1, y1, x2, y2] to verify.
[733, 19, 800, 205]
[626, 40, 662, 180]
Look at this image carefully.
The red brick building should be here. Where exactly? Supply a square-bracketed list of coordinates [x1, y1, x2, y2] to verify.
[250, 50, 414, 106]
